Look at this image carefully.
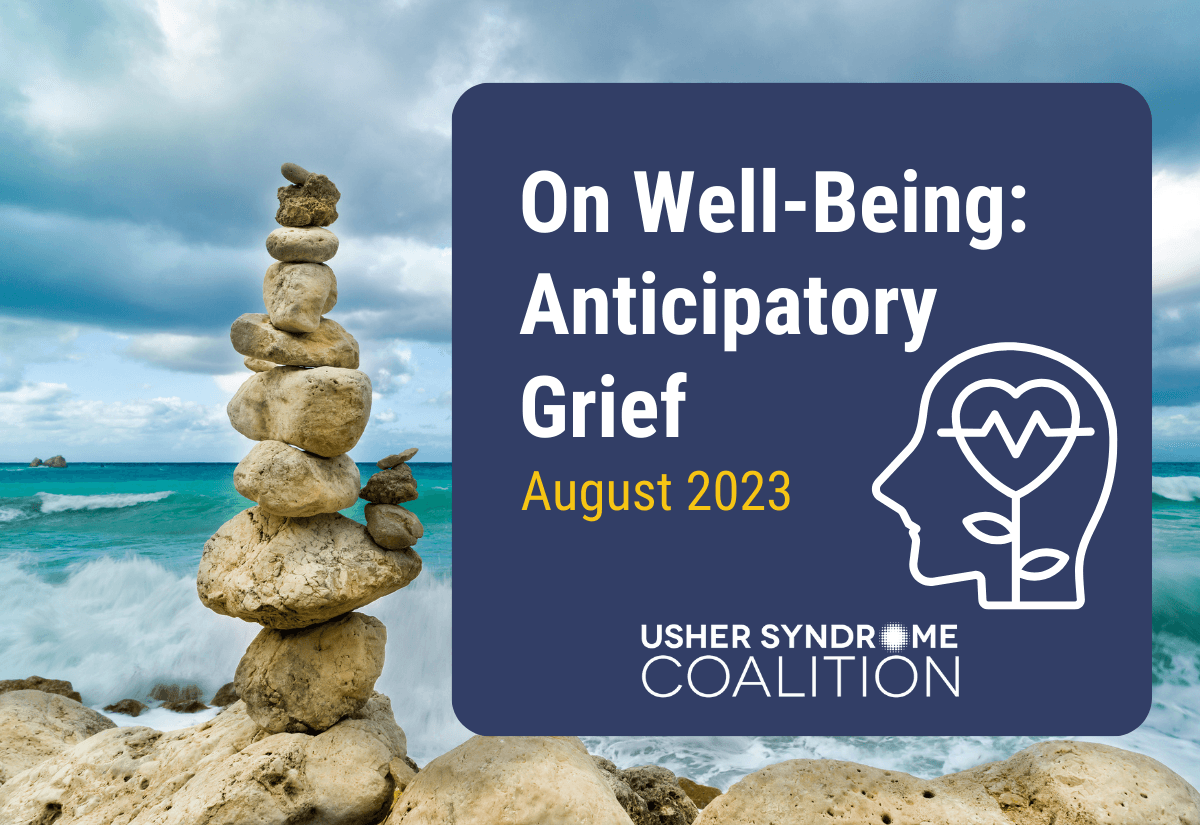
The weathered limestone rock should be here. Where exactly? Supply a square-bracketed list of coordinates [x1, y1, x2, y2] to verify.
[227, 366, 371, 458]
[263, 261, 338, 333]
[44, 455, 67, 468]
[211, 682, 239, 707]
[244, 355, 276, 372]
[197, 507, 421, 629]
[0, 676, 82, 703]
[953, 740, 1200, 825]
[677, 778, 721, 810]
[592, 756, 652, 825]
[266, 226, 339, 263]
[622, 765, 699, 825]
[361, 464, 418, 505]
[385, 735, 632, 825]
[234, 441, 361, 517]
[0, 697, 409, 825]
[378, 448, 418, 469]
[364, 504, 424, 549]
[694, 759, 1009, 824]
[235, 612, 386, 734]
[0, 690, 114, 785]
[276, 171, 341, 227]
[102, 699, 147, 717]
[230, 313, 359, 369]
[28, 458, 40, 467]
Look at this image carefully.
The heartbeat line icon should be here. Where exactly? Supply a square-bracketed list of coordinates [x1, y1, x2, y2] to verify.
[937, 410, 1096, 458]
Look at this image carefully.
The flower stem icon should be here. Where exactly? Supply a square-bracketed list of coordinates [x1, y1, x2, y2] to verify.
[937, 379, 1094, 605]
[872, 343, 1117, 610]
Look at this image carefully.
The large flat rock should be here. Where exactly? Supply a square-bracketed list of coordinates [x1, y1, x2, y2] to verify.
[227, 366, 371, 458]
[197, 507, 421, 629]
[694, 759, 1008, 824]
[0, 691, 114, 785]
[235, 612, 386, 734]
[0, 696, 408, 825]
[386, 736, 632, 825]
[230, 313, 359, 369]
[234, 440, 361, 517]
[953, 740, 1200, 825]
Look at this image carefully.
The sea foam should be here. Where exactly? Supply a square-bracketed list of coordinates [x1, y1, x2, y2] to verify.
[37, 491, 174, 513]
[1153, 475, 1200, 502]
[0, 555, 465, 765]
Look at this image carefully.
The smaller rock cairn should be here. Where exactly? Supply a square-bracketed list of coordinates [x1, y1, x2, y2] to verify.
[196, 162, 426, 738]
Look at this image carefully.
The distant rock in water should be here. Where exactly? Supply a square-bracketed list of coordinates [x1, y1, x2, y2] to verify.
[211, 682, 239, 707]
[0, 676, 82, 703]
[28, 458, 41, 467]
[43, 455, 66, 468]
[163, 699, 209, 713]
[103, 698, 148, 717]
[149, 683, 202, 704]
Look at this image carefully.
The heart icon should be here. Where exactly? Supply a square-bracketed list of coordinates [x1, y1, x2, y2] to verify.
[941, 379, 1092, 499]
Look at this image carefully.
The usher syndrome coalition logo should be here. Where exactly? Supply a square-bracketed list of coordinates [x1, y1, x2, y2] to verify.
[452, 83, 1150, 736]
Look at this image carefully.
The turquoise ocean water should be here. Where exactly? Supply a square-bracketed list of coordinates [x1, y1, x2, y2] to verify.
[0, 460, 1197, 789]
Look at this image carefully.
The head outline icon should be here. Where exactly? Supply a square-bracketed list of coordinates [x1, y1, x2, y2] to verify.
[871, 342, 1117, 610]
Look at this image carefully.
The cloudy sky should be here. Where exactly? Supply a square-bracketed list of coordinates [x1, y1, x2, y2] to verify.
[1, 0, 1197, 461]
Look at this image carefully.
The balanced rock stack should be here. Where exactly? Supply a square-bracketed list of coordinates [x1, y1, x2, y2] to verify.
[189, 163, 424, 816]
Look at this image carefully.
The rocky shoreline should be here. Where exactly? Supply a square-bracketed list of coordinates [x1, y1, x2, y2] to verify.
[0, 674, 1197, 824]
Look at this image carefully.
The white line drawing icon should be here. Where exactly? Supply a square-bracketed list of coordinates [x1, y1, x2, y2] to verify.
[872, 343, 1117, 610]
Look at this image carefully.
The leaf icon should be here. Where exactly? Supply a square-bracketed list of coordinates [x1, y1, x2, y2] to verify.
[1017, 549, 1070, 582]
[962, 512, 1014, 545]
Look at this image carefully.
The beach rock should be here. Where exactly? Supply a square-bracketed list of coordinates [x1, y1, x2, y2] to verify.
[28, 458, 40, 467]
[0, 676, 82, 704]
[622, 765, 698, 825]
[44, 455, 66, 468]
[277, 192, 339, 227]
[276, 173, 341, 228]
[149, 683, 202, 704]
[364, 504, 424, 550]
[693, 759, 1008, 824]
[266, 226, 339, 263]
[377, 448, 418, 469]
[244, 355, 277, 372]
[282, 161, 312, 184]
[235, 612, 386, 734]
[197, 507, 421, 629]
[230, 313, 359, 370]
[102, 699, 147, 717]
[163, 699, 209, 713]
[385, 735, 632, 825]
[677, 778, 721, 810]
[361, 464, 418, 505]
[0, 690, 115, 785]
[234, 441, 361, 517]
[0, 697, 409, 825]
[593, 756, 652, 825]
[227, 366, 371, 458]
[263, 261, 338, 333]
[953, 740, 1200, 825]
[211, 682, 239, 707]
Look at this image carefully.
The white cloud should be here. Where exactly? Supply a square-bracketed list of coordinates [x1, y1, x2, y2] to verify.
[1153, 404, 1200, 439]
[124, 333, 240, 374]
[1153, 165, 1200, 292]
[213, 372, 251, 395]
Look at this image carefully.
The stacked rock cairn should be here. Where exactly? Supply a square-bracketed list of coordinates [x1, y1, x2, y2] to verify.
[196, 162, 426, 738]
